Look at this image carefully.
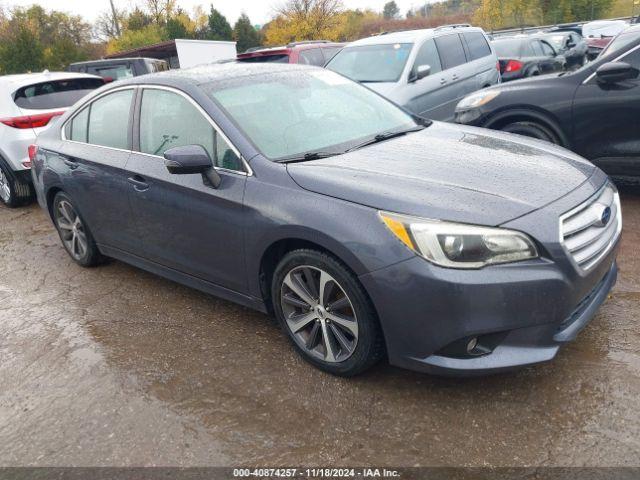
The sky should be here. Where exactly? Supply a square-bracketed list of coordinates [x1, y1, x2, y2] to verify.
[0, 0, 435, 26]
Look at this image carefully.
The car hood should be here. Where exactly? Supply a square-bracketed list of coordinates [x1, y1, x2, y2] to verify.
[286, 122, 596, 226]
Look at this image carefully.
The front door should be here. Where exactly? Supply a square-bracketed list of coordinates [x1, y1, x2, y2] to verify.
[572, 46, 640, 177]
[125, 87, 249, 293]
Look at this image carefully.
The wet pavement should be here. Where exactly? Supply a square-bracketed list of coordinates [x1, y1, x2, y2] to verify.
[1, 192, 639, 467]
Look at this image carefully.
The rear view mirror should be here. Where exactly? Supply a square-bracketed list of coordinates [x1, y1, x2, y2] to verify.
[409, 65, 431, 83]
[596, 61, 639, 84]
[164, 144, 221, 188]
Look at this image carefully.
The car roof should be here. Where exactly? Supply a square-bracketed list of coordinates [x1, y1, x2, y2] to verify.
[346, 26, 486, 46]
[238, 41, 344, 57]
[0, 71, 102, 89]
[119, 62, 318, 88]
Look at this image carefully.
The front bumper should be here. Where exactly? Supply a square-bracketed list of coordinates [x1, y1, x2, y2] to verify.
[359, 176, 619, 376]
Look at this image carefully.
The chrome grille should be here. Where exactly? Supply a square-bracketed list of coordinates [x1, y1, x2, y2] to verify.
[560, 183, 622, 271]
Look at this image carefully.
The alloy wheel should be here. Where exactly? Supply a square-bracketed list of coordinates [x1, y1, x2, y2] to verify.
[0, 168, 11, 203]
[55, 200, 88, 261]
[280, 265, 359, 363]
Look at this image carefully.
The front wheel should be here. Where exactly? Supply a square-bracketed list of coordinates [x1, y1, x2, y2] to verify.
[52, 192, 103, 267]
[272, 249, 384, 376]
[500, 121, 560, 145]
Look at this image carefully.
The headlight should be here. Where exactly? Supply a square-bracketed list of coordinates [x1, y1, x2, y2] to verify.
[379, 212, 538, 269]
[457, 90, 501, 110]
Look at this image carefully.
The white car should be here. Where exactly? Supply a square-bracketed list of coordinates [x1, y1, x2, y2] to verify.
[0, 71, 104, 207]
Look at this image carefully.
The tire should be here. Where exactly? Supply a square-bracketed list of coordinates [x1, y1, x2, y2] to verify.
[500, 121, 559, 145]
[52, 192, 103, 267]
[271, 249, 384, 376]
[0, 158, 32, 208]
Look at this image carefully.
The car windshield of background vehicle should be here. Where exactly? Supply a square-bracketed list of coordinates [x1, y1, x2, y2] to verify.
[237, 54, 290, 63]
[207, 69, 417, 160]
[13, 78, 104, 110]
[600, 30, 639, 57]
[492, 39, 522, 57]
[326, 43, 413, 82]
[544, 35, 566, 50]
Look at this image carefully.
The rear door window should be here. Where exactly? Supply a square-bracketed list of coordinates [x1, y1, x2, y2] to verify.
[87, 89, 133, 150]
[69, 106, 89, 143]
[434, 34, 468, 70]
[13, 78, 104, 110]
[530, 40, 544, 56]
[463, 32, 492, 60]
[299, 49, 325, 66]
[322, 47, 342, 63]
[413, 39, 442, 74]
[540, 41, 556, 56]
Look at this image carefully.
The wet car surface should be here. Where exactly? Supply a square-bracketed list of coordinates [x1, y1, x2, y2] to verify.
[1, 192, 640, 466]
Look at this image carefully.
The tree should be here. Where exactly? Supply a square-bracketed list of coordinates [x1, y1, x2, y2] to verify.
[233, 13, 261, 53]
[383, 1, 400, 19]
[265, 0, 344, 45]
[473, 0, 504, 30]
[107, 24, 165, 54]
[207, 6, 233, 40]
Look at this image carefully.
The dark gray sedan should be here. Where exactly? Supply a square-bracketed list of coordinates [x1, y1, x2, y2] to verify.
[30, 64, 620, 376]
[493, 36, 566, 81]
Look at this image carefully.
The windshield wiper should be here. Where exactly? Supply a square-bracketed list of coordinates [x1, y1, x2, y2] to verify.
[345, 125, 425, 153]
[276, 151, 339, 164]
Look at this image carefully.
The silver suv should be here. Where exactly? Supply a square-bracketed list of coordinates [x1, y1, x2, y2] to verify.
[326, 24, 500, 121]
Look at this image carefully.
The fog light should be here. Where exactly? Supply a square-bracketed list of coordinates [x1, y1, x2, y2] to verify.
[466, 337, 478, 353]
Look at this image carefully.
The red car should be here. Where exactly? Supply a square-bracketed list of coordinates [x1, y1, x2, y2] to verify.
[237, 41, 344, 67]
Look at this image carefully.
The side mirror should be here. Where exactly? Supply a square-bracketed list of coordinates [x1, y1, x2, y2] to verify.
[596, 61, 639, 84]
[409, 65, 431, 83]
[163, 144, 221, 188]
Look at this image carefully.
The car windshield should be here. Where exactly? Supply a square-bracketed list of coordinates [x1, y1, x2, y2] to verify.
[206, 69, 418, 160]
[237, 54, 290, 63]
[544, 35, 566, 50]
[326, 43, 413, 83]
[492, 39, 522, 57]
[600, 29, 639, 57]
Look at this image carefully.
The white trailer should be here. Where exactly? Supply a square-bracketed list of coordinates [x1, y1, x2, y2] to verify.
[175, 39, 237, 68]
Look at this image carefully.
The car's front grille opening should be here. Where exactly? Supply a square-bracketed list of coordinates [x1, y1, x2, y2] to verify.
[560, 183, 622, 271]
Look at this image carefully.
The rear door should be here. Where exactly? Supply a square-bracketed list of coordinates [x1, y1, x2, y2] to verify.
[572, 46, 640, 176]
[59, 87, 139, 252]
[432, 33, 471, 121]
[125, 86, 248, 292]
[461, 31, 498, 90]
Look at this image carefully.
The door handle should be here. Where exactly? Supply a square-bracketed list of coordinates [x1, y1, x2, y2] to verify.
[440, 78, 447, 85]
[61, 156, 78, 170]
[452, 74, 459, 81]
[127, 175, 149, 192]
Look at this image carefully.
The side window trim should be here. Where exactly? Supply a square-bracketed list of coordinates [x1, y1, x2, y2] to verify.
[134, 85, 252, 176]
[61, 85, 137, 153]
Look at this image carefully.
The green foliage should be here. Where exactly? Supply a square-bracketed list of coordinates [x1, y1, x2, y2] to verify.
[207, 5, 233, 40]
[233, 13, 261, 53]
[0, 6, 94, 74]
[107, 24, 165, 54]
[383, 1, 400, 19]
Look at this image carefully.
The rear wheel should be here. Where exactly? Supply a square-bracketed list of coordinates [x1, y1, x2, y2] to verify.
[52, 192, 103, 267]
[272, 249, 384, 376]
[0, 159, 31, 208]
[500, 121, 559, 145]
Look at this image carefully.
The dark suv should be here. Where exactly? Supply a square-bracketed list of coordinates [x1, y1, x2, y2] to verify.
[455, 24, 640, 183]
[237, 41, 344, 66]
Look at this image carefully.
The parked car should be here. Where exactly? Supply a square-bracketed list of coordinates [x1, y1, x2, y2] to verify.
[492, 36, 566, 81]
[0, 71, 104, 207]
[325, 25, 500, 121]
[582, 20, 628, 60]
[68, 58, 169, 81]
[236, 41, 344, 66]
[31, 63, 619, 377]
[538, 31, 588, 68]
[455, 24, 640, 183]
